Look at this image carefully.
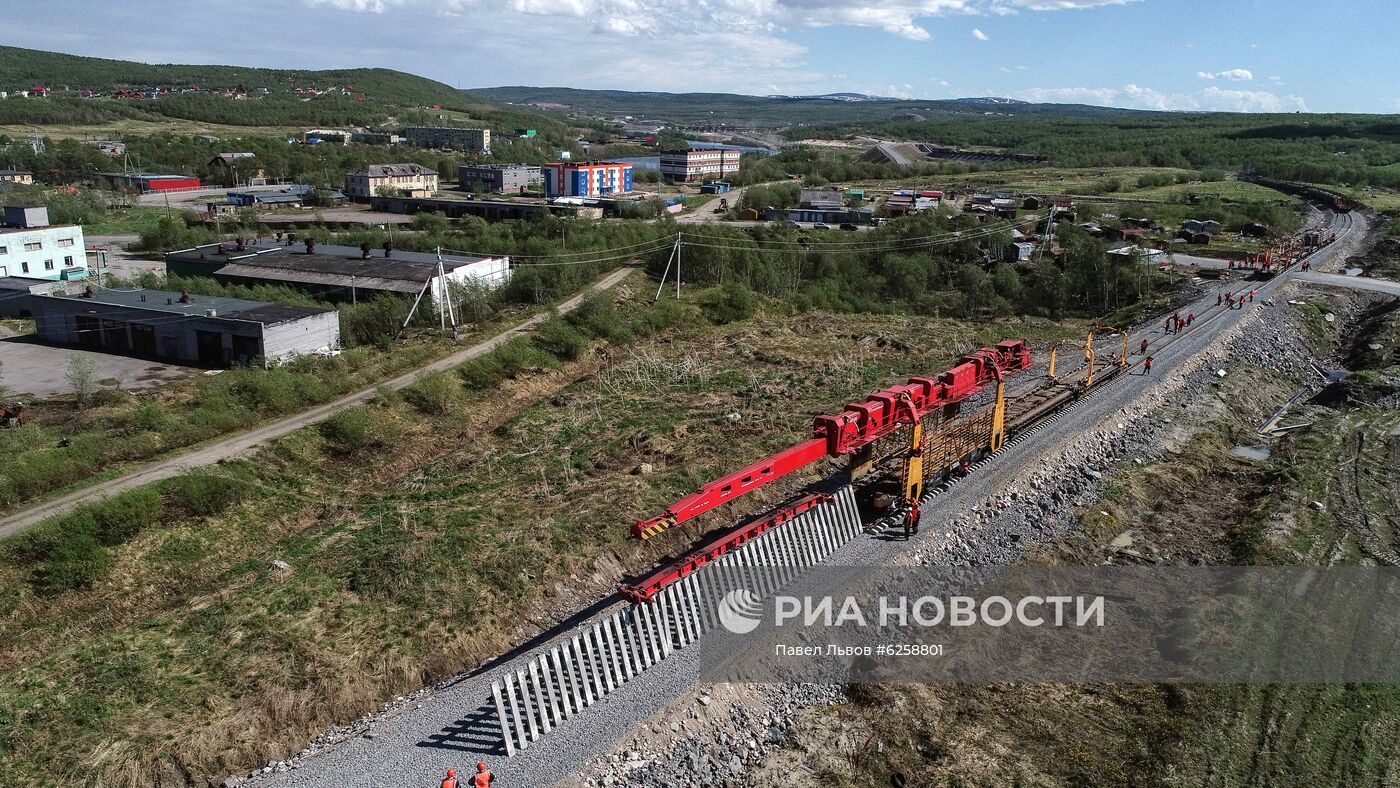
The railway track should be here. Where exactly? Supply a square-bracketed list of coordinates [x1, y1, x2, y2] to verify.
[266, 208, 1365, 787]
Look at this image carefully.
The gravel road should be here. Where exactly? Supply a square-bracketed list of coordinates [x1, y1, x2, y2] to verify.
[0, 267, 638, 541]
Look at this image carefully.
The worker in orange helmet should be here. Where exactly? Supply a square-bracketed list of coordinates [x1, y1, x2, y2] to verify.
[442, 767, 460, 788]
[474, 761, 494, 787]
[1143, 356, 1154, 375]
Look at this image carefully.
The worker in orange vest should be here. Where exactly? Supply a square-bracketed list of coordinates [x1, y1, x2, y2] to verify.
[1143, 356, 1154, 375]
[442, 768, 460, 788]
[1140, 338, 1148, 355]
[473, 762, 494, 787]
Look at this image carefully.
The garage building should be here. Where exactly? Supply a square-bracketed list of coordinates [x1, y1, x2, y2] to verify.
[29, 287, 339, 366]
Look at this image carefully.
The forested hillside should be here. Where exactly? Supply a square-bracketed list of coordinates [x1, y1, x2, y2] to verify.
[0, 46, 560, 132]
[806, 114, 1400, 188]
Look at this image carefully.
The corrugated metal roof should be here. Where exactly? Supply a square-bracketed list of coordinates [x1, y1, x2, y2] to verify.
[212, 263, 424, 294]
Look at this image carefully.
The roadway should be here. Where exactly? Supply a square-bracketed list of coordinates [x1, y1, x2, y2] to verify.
[259, 209, 1376, 786]
[0, 267, 638, 541]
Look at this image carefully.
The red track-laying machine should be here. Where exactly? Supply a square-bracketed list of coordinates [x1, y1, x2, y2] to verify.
[620, 339, 1031, 602]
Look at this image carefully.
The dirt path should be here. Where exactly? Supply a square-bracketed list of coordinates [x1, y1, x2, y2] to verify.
[0, 267, 638, 540]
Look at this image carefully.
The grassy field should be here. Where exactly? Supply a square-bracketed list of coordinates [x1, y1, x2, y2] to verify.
[0, 277, 1082, 786]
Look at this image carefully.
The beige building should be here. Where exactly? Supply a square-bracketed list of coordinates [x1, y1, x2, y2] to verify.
[345, 163, 439, 200]
[0, 169, 34, 186]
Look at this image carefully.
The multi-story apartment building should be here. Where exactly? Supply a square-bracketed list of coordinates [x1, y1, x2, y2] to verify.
[344, 163, 439, 200]
[404, 126, 491, 153]
[0, 206, 89, 281]
[458, 164, 543, 194]
[542, 162, 634, 198]
[659, 148, 741, 182]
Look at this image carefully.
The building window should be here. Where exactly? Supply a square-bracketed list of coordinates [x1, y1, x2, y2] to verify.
[24, 242, 42, 252]
[57, 238, 75, 247]
[44, 259, 54, 270]
[0, 245, 7, 254]
[64, 255, 74, 266]
[21, 262, 29, 273]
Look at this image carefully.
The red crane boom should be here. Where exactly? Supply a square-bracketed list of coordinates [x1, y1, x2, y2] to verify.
[632, 340, 1031, 540]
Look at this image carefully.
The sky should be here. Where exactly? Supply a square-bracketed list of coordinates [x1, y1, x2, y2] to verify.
[8, 0, 1400, 113]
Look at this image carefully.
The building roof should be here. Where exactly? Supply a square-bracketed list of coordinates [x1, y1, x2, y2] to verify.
[460, 163, 541, 171]
[168, 242, 502, 293]
[354, 163, 437, 178]
[0, 169, 32, 176]
[41, 287, 331, 324]
[213, 152, 257, 163]
[100, 172, 193, 181]
[800, 189, 845, 207]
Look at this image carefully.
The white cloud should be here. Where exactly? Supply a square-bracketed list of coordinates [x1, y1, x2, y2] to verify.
[308, 0, 1129, 43]
[1197, 68, 1253, 81]
[972, 27, 990, 40]
[1018, 83, 1306, 112]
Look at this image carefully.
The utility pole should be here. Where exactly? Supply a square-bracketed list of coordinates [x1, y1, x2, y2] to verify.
[437, 246, 458, 339]
[653, 233, 682, 302]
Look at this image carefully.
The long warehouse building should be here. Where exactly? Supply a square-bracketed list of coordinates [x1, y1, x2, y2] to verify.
[29, 287, 339, 366]
[165, 241, 510, 302]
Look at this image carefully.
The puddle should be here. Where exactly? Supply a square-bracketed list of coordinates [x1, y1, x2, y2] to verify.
[1230, 445, 1272, 461]
[1345, 268, 1364, 276]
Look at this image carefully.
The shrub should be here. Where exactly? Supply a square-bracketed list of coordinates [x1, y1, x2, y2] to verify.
[89, 488, 164, 546]
[699, 282, 759, 325]
[402, 371, 460, 415]
[131, 400, 172, 432]
[163, 471, 250, 517]
[493, 337, 556, 377]
[533, 317, 589, 361]
[37, 533, 112, 592]
[634, 298, 692, 336]
[568, 292, 632, 342]
[458, 354, 506, 392]
[320, 406, 379, 454]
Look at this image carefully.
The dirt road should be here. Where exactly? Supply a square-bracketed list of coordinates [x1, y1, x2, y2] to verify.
[0, 267, 638, 540]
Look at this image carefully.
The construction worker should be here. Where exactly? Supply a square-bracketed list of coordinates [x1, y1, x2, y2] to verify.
[443, 768, 461, 788]
[474, 762, 494, 787]
[1165, 317, 1173, 334]
[904, 502, 922, 539]
[1217, 293, 1223, 306]
[1302, 259, 1311, 271]
[1140, 338, 1149, 355]
[1249, 289, 1256, 303]
[959, 458, 971, 477]
[1187, 312, 1194, 326]
[1143, 356, 1154, 375]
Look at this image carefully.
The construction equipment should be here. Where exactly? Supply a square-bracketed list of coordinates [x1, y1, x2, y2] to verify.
[631, 340, 1032, 541]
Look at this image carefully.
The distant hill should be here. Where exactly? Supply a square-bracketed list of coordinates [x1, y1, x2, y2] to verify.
[0, 46, 561, 133]
[472, 85, 1130, 127]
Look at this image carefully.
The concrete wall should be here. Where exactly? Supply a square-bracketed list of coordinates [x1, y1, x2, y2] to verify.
[262, 310, 341, 360]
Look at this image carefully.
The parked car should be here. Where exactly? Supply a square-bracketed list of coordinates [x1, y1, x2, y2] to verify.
[839, 223, 858, 231]
[813, 222, 831, 230]
[787, 220, 802, 228]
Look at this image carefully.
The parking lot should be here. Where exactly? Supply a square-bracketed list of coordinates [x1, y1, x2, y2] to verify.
[0, 326, 192, 400]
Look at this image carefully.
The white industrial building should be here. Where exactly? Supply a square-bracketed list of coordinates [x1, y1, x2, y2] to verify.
[0, 206, 89, 282]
